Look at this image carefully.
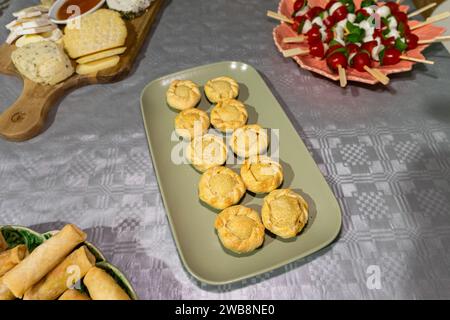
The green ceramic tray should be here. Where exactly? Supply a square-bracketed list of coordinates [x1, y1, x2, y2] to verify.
[0, 225, 138, 300]
[140, 61, 342, 285]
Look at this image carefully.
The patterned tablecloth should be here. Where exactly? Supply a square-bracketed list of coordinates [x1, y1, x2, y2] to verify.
[1, 0, 450, 299]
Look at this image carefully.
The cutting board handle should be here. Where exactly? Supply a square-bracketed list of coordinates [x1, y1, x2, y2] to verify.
[0, 79, 59, 141]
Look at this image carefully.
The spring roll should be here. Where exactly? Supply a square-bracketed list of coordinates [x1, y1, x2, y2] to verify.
[0, 278, 15, 300]
[0, 245, 28, 277]
[2, 224, 86, 298]
[83, 267, 131, 300]
[0, 232, 7, 252]
[58, 289, 91, 300]
[23, 246, 95, 300]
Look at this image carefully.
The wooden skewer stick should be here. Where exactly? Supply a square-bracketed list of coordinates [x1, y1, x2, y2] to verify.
[363, 66, 390, 85]
[418, 35, 450, 44]
[408, 2, 437, 18]
[400, 55, 435, 64]
[411, 11, 450, 30]
[267, 10, 293, 24]
[282, 48, 309, 57]
[283, 35, 305, 43]
[338, 65, 347, 87]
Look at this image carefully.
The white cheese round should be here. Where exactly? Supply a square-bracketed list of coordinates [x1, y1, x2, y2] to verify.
[301, 19, 313, 34]
[106, 0, 152, 14]
[347, 13, 356, 23]
[376, 6, 391, 18]
[329, 2, 343, 15]
[312, 16, 324, 28]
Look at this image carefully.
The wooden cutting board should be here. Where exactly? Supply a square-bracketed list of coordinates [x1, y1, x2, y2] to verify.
[0, 0, 164, 142]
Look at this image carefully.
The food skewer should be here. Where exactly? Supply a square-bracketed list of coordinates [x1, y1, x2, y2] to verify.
[408, 2, 437, 18]
[283, 35, 305, 43]
[418, 35, 450, 44]
[266, 10, 293, 24]
[400, 55, 435, 64]
[411, 11, 450, 30]
[337, 65, 347, 87]
[282, 48, 309, 57]
[363, 66, 390, 85]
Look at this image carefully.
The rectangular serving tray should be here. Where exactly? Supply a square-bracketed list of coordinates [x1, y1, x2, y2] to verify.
[140, 61, 342, 285]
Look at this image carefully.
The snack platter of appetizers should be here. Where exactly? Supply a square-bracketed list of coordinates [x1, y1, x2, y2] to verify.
[0, 0, 164, 142]
[269, 0, 449, 86]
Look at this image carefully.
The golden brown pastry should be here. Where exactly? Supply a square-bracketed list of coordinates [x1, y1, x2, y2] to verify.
[240, 156, 283, 194]
[58, 289, 91, 300]
[230, 124, 269, 158]
[0, 245, 27, 277]
[174, 108, 210, 140]
[166, 80, 201, 110]
[214, 205, 265, 254]
[261, 189, 308, 239]
[210, 99, 248, 133]
[186, 134, 228, 172]
[198, 166, 246, 210]
[204, 76, 239, 103]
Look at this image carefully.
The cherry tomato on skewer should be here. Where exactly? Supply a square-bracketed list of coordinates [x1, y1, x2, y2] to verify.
[327, 51, 348, 72]
[309, 41, 326, 58]
[361, 41, 378, 54]
[405, 33, 419, 50]
[305, 6, 323, 20]
[385, 2, 400, 14]
[351, 51, 372, 72]
[333, 5, 348, 22]
[307, 25, 322, 43]
[326, 0, 338, 10]
[291, 15, 306, 33]
[394, 11, 408, 24]
[324, 29, 334, 43]
[381, 47, 401, 65]
[323, 15, 336, 28]
[346, 43, 360, 55]
[293, 0, 306, 12]
[382, 36, 396, 47]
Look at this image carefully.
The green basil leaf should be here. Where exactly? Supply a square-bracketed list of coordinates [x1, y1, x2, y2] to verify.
[361, 0, 375, 8]
[379, 48, 386, 64]
[395, 38, 407, 52]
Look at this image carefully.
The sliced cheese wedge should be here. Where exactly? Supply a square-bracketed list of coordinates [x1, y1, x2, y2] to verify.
[76, 47, 127, 64]
[17, 24, 57, 36]
[13, 11, 42, 19]
[76, 55, 121, 75]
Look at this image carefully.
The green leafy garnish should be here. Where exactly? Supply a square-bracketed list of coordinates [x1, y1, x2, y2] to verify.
[361, 0, 376, 8]
[379, 47, 386, 64]
[395, 38, 407, 52]
[355, 11, 367, 23]
[345, 21, 365, 43]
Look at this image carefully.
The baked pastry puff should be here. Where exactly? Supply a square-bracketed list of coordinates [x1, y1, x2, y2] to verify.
[204, 76, 239, 103]
[186, 134, 227, 172]
[198, 166, 246, 210]
[210, 99, 248, 133]
[214, 205, 265, 254]
[240, 156, 283, 193]
[230, 124, 269, 158]
[174, 108, 210, 140]
[166, 80, 201, 110]
[261, 189, 308, 239]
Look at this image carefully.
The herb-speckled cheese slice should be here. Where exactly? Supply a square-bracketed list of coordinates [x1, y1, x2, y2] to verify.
[11, 41, 74, 85]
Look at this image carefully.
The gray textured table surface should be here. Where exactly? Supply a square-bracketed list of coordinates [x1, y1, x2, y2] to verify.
[1, 0, 450, 299]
